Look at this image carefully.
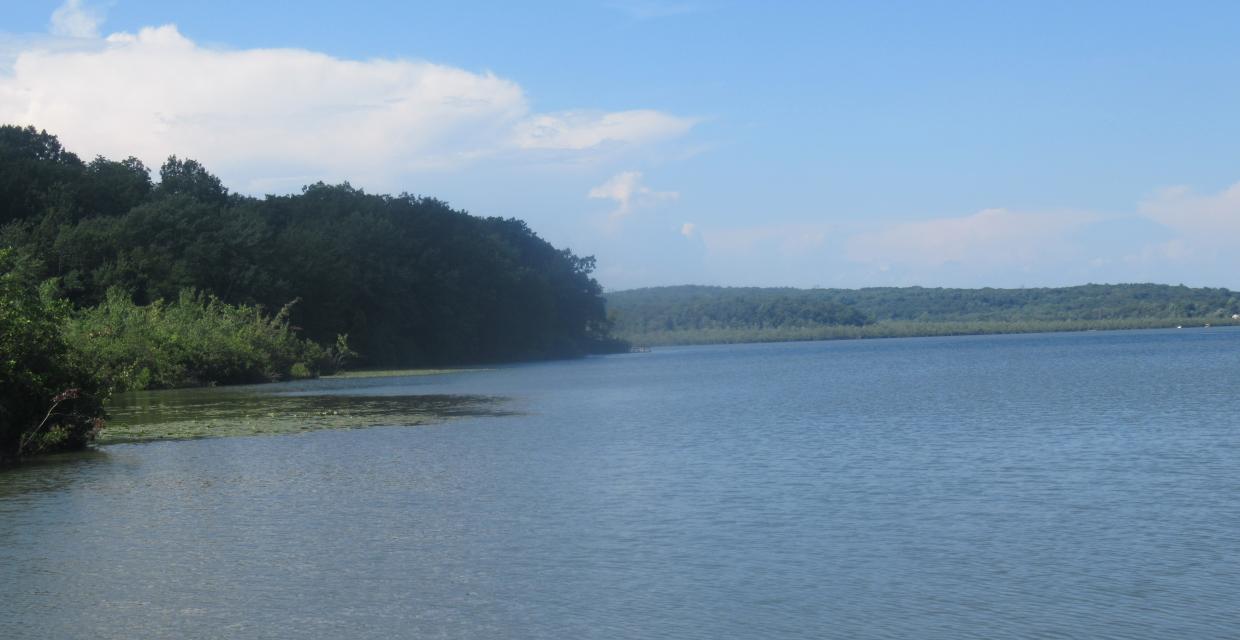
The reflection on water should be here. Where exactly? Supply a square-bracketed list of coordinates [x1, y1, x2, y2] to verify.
[103, 377, 513, 444]
[0, 449, 113, 499]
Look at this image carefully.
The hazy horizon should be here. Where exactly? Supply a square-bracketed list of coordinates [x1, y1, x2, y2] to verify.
[4, 1, 1239, 291]
[603, 280, 1237, 294]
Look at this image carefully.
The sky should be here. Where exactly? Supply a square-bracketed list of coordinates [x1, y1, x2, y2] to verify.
[3, 1, 1240, 291]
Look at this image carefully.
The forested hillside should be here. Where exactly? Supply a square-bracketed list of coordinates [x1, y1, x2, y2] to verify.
[1, 124, 622, 458]
[1, 125, 621, 366]
[606, 285, 1240, 345]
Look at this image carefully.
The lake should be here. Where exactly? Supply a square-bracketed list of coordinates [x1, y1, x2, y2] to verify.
[3, 328, 1239, 639]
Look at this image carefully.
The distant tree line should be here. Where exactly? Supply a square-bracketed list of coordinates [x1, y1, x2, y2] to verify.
[608, 292, 873, 333]
[606, 285, 1240, 345]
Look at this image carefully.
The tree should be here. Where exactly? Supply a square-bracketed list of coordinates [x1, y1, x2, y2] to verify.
[77, 156, 152, 217]
[0, 125, 85, 225]
[157, 156, 229, 205]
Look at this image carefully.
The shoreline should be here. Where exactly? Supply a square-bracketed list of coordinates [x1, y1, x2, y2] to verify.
[618, 317, 1240, 348]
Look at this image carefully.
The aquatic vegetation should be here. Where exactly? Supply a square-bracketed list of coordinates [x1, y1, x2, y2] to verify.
[101, 386, 514, 444]
[324, 367, 474, 379]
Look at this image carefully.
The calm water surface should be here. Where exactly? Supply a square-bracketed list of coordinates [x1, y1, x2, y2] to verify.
[3, 329, 1239, 639]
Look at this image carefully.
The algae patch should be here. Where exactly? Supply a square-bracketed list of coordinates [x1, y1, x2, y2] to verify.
[323, 367, 484, 380]
[102, 384, 513, 445]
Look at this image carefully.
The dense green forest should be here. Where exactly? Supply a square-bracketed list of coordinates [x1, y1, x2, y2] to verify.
[0, 124, 622, 459]
[606, 285, 1240, 345]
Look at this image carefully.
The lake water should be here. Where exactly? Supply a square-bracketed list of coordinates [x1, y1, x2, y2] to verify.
[3, 329, 1239, 639]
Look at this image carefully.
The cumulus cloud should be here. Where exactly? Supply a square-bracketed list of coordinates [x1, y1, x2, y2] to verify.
[587, 170, 679, 220]
[846, 208, 1098, 268]
[50, 0, 103, 39]
[0, 20, 695, 193]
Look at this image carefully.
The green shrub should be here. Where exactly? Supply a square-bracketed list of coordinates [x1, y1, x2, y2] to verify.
[1, 249, 106, 460]
[64, 288, 349, 392]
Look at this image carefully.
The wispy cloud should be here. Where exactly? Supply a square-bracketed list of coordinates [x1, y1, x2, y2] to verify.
[513, 110, 695, 151]
[699, 223, 831, 255]
[1120, 180, 1240, 280]
[50, 0, 103, 39]
[0, 16, 697, 193]
[846, 208, 1099, 269]
[1139, 181, 1240, 240]
[588, 170, 679, 221]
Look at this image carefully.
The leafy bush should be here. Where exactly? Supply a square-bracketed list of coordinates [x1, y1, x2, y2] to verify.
[0, 249, 105, 459]
[64, 288, 350, 392]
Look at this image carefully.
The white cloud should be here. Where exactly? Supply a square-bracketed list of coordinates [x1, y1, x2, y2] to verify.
[846, 208, 1097, 268]
[513, 110, 696, 151]
[680, 222, 696, 237]
[587, 170, 679, 220]
[50, 0, 103, 39]
[0, 21, 695, 193]
[1139, 181, 1240, 239]
[619, 185, 1240, 289]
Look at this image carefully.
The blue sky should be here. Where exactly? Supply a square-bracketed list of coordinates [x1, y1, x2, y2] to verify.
[4, 1, 1240, 290]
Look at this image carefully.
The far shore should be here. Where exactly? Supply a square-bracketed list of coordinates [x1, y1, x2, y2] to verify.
[618, 317, 1240, 348]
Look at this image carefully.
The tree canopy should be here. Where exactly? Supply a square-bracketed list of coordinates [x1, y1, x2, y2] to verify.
[1, 124, 623, 367]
